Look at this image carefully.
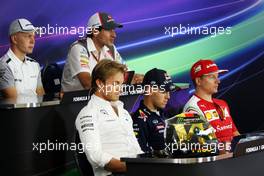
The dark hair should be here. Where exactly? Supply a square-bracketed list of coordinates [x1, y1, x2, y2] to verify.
[9, 36, 13, 44]
[91, 59, 127, 92]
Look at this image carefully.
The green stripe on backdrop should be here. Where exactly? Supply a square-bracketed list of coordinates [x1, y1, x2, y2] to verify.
[126, 11, 264, 76]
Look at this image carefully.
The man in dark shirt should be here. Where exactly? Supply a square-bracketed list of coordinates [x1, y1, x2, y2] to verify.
[132, 68, 176, 154]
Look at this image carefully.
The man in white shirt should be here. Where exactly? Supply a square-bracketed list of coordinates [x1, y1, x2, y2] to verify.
[61, 12, 124, 92]
[61, 12, 143, 92]
[0, 18, 45, 98]
[75, 59, 142, 176]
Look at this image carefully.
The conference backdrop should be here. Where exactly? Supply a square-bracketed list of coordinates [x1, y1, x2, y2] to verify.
[0, 0, 264, 132]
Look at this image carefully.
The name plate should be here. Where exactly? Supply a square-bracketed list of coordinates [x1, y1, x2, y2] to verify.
[61, 90, 90, 104]
[233, 133, 264, 157]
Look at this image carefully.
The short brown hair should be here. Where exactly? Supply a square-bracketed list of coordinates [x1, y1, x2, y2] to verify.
[91, 59, 127, 91]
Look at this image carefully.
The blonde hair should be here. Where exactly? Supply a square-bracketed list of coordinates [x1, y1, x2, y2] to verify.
[91, 59, 127, 92]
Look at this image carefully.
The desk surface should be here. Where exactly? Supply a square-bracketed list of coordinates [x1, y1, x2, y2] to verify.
[122, 152, 233, 164]
[0, 95, 60, 109]
[122, 151, 264, 176]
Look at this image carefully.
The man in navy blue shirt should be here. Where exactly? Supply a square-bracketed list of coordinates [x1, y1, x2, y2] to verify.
[132, 68, 176, 155]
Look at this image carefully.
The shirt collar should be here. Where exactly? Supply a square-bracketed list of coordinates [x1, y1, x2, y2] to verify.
[194, 94, 215, 104]
[139, 100, 162, 116]
[7, 48, 26, 64]
[86, 37, 109, 53]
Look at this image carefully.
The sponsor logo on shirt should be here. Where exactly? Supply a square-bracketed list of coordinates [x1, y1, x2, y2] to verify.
[0, 69, 5, 77]
[199, 104, 206, 108]
[100, 109, 109, 115]
[80, 57, 89, 64]
[80, 115, 92, 120]
[30, 75, 37, 78]
[138, 110, 148, 122]
[80, 59, 89, 67]
[216, 124, 232, 132]
[212, 111, 219, 118]
[205, 112, 212, 121]
[152, 120, 159, 124]
[14, 79, 22, 82]
[156, 125, 165, 130]
[80, 48, 88, 55]
[80, 119, 92, 124]
[133, 128, 139, 131]
[81, 123, 94, 129]
[204, 110, 219, 121]
[82, 128, 93, 132]
[158, 129, 164, 133]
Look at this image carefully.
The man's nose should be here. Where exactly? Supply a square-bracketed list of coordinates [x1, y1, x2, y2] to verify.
[30, 36, 35, 44]
[166, 92, 170, 99]
[216, 77, 220, 84]
[111, 30, 116, 38]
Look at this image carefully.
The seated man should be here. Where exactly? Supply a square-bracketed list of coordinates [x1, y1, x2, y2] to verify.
[75, 59, 142, 176]
[0, 18, 44, 98]
[183, 59, 239, 151]
[132, 68, 176, 155]
[61, 12, 143, 92]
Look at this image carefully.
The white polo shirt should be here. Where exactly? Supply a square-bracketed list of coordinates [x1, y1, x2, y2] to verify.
[0, 49, 42, 97]
[76, 94, 142, 176]
[61, 37, 123, 92]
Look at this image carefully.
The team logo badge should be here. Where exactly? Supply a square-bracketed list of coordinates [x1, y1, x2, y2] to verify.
[100, 109, 108, 115]
[139, 110, 148, 122]
[212, 111, 219, 118]
[205, 112, 212, 121]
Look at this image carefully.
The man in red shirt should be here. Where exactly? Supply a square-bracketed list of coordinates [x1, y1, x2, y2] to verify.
[183, 59, 240, 151]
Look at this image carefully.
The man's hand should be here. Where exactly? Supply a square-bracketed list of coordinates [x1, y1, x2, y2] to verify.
[36, 87, 45, 96]
[233, 130, 240, 136]
[131, 74, 144, 84]
[1, 87, 17, 98]
[104, 158, 127, 173]
[77, 72, 92, 89]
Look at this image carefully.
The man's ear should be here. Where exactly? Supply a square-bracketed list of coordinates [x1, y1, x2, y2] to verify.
[96, 79, 104, 89]
[195, 77, 201, 86]
[10, 35, 17, 45]
[92, 27, 100, 37]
